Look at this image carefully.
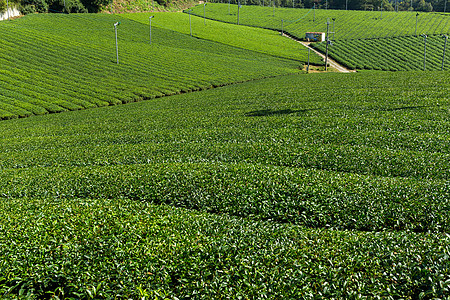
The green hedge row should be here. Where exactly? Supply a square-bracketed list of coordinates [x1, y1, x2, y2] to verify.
[2, 163, 450, 232]
[313, 35, 450, 71]
[0, 197, 449, 298]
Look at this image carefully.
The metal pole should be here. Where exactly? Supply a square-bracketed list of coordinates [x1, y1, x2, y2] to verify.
[444, 0, 447, 12]
[325, 20, 330, 71]
[307, 48, 310, 72]
[7, 0, 9, 21]
[114, 22, 119, 64]
[149, 16, 154, 44]
[332, 18, 335, 40]
[281, 19, 283, 35]
[422, 34, 427, 71]
[228, 0, 230, 14]
[415, 13, 419, 37]
[442, 35, 448, 70]
[237, 1, 240, 24]
[272, 0, 274, 17]
[326, 0, 327, 9]
[189, 10, 192, 36]
[313, 3, 315, 21]
[204, 3, 207, 25]
[346, 0, 348, 10]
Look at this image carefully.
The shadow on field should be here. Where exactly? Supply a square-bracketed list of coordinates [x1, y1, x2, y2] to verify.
[383, 105, 431, 111]
[245, 108, 316, 117]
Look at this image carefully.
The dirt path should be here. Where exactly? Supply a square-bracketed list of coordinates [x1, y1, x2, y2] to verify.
[282, 34, 355, 73]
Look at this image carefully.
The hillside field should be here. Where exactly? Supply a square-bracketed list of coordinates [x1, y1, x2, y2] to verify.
[189, 3, 450, 70]
[1, 5, 450, 299]
[189, 3, 450, 40]
[1, 71, 450, 298]
[0, 13, 308, 120]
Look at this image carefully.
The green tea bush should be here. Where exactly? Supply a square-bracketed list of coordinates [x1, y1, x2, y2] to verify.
[0, 197, 449, 298]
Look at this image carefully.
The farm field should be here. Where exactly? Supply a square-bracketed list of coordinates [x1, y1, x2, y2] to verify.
[189, 3, 450, 40]
[189, 3, 450, 71]
[122, 12, 323, 64]
[1, 71, 450, 298]
[313, 34, 450, 71]
[0, 13, 303, 120]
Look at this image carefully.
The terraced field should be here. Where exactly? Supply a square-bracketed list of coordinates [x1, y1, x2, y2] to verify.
[0, 13, 303, 120]
[123, 12, 323, 64]
[189, 3, 450, 40]
[1, 71, 450, 298]
[189, 3, 450, 71]
[313, 34, 450, 70]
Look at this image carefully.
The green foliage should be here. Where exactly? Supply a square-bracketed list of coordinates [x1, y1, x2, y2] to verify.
[313, 35, 450, 70]
[0, 13, 300, 120]
[1, 70, 450, 297]
[123, 12, 323, 64]
[1, 197, 449, 298]
[188, 3, 450, 40]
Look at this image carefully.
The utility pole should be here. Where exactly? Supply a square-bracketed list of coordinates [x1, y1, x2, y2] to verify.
[332, 18, 336, 40]
[442, 35, 448, 70]
[149, 16, 154, 44]
[203, 2, 207, 25]
[421, 34, 427, 71]
[325, 19, 330, 71]
[237, 1, 240, 24]
[188, 9, 192, 36]
[313, 3, 315, 21]
[307, 48, 310, 72]
[415, 13, 419, 36]
[114, 22, 120, 64]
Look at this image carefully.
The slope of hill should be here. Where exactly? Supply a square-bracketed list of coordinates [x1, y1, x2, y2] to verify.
[313, 34, 450, 70]
[0, 13, 303, 120]
[188, 3, 450, 70]
[189, 3, 450, 40]
[123, 11, 324, 64]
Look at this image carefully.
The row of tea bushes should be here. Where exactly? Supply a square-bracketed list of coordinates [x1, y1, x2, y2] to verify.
[0, 13, 300, 119]
[2, 162, 450, 232]
[313, 35, 450, 71]
[0, 197, 449, 298]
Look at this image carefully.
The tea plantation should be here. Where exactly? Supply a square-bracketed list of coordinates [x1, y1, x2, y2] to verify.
[189, 3, 450, 70]
[1, 70, 450, 298]
[0, 13, 305, 120]
[313, 34, 450, 71]
[189, 3, 450, 40]
[122, 12, 323, 64]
